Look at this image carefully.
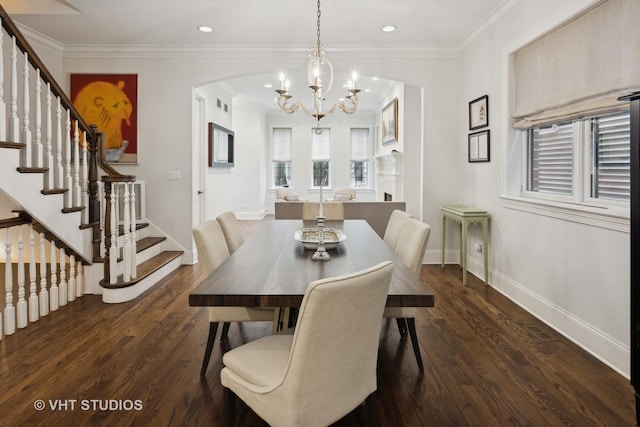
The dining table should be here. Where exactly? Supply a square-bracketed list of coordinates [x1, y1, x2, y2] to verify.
[188, 219, 434, 311]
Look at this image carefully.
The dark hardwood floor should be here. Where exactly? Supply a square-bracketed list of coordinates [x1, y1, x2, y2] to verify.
[0, 218, 634, 426]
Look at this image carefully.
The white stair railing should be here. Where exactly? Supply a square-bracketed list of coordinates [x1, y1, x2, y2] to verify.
[1, 222, 86, 337]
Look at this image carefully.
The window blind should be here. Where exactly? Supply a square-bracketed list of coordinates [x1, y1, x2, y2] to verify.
[311, 129, 331, 160]
[273, 128, 291, 161]
[350, 128, 369, 161]
[511, 0, 640, 129]
[592, 111, 631, 201]
[529, 122, 574, 195]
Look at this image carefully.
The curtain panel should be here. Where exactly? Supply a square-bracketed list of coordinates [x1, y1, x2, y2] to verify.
[511, 0, 640, 129]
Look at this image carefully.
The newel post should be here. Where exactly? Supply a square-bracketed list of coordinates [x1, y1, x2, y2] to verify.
[87, 126, 101, 260]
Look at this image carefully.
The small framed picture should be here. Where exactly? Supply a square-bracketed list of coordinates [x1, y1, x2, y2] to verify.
[468, 129, 490, 162]
[381, 97, 399, 144]
[469, 95, 488, 130]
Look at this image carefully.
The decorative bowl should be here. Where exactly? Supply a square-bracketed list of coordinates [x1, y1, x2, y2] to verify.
[294, 227, 347, 250]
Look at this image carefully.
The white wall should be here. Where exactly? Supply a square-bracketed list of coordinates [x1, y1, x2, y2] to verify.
[457, 0, 630, 376]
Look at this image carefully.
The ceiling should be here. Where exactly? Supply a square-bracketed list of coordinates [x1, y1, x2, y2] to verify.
[3, 0, 517, 113]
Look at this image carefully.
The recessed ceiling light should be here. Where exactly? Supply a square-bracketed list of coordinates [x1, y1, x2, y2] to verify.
[198, 26, 213, 33]
[264, 83, 273, 88]
[365, 88, 371, 93]
[381, 25, 397, 33]
[372, 76, 379, 81]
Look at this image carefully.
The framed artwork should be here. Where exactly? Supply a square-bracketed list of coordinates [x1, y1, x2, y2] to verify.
[70, 74, 138, 163]
[381, 97, 399, 144]
[208, 122, 235, 167]
[468, 129, 490, 162]
[469, 95, 488, 130]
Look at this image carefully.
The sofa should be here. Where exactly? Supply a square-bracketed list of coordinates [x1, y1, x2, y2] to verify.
[274, 200, 407, 238]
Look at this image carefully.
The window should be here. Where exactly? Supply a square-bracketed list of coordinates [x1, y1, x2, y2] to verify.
[311, 128, 331, 187]
[350, 128, 370, 188]
[272, 128, 291, 187]
[526, 111, 630, 204]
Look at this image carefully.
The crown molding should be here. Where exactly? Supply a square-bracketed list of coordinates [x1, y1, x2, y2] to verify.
[60, 43, 460, 59]
[17, 23, 64, 57]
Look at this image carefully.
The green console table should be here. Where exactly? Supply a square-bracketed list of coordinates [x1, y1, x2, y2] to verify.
[440, 205, 489, 286]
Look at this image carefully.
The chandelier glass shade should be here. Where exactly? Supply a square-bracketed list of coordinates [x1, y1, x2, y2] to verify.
[275, 0, 360, 122]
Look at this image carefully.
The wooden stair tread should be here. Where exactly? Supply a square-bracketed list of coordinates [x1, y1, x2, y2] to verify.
[17, 166, 48, 173]
[0, 141, 26, 149]
[42, 188, 68, 195]
[62, 206, 84, 214]
[116, 236, 166, 261]
[101, 250, 183, 289]
[136, 236, 166, 252]
[118, 222, 149, 235]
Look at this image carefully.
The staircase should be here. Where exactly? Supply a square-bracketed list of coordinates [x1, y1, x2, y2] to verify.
[0, 2, 183, 338]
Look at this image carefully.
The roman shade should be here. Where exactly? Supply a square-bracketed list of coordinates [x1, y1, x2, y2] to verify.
[511, 0, 640, 129]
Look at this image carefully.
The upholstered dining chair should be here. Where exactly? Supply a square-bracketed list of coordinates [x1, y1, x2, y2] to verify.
[216, 211, 244, 254]
[383, 209, 412, 249]
[221, 261, 393, 427]
[302, 201, 345, 221]
[193, 220, 279, 377]
[383, 217, 431, 371]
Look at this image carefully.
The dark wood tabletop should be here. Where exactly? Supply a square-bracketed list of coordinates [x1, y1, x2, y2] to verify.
[189, 219, 434, 309]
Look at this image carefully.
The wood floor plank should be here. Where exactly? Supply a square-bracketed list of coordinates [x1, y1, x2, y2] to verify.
[0, 218, 634, 426]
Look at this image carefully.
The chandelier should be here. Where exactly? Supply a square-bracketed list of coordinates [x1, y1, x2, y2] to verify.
[275, 0, 360, 122]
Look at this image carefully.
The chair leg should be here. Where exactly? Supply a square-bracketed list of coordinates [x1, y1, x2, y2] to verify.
[363, 392, 379, 427]
[220, 322, 231, 341]
[223, 387, 235, 427]
[201, 322, 219, 377]
[406, 318, 424, 371]
[395, 318, 408, 337]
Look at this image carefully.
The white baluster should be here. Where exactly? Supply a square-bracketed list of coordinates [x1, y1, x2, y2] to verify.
[0, 20, 6, 141]
[68, 255, 76, 303]
[43, 85, 53, 190]
[81, 132, 89, 224]
[76, 261, 84, 297]
[54, 96, 63, 189]
[63, 109, 72, 208]
[16, 226, 27, 329]
[20, 53, 31, 167]
[8, 36, 19, 143]
[59, 248, 67, 307]
[49, 241, 59, 312]
[39, 233, 49, 316]
[72, 120, 81, 207]
[33, 68, 43, 168]
[4, 229, 16, 335]
[28, 226, 38, 322]
[123, 183, 131, 282]
[130, 182, 137, 279]
[109, 188, 118, 284]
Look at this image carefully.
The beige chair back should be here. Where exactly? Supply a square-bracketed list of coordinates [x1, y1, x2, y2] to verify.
[383, 209, 412, 249]
[395, 218, 431, 276]
[216, 211, 244, 254]
[222, 261, 392, 426]
[302, 201, 344, 221]
[192, 220, 230, 275]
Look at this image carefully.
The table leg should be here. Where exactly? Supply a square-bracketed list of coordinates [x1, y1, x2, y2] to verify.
[441, 214, 446, 268]
[461, 219, 468, 286]
[482, 218, 489, 285]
